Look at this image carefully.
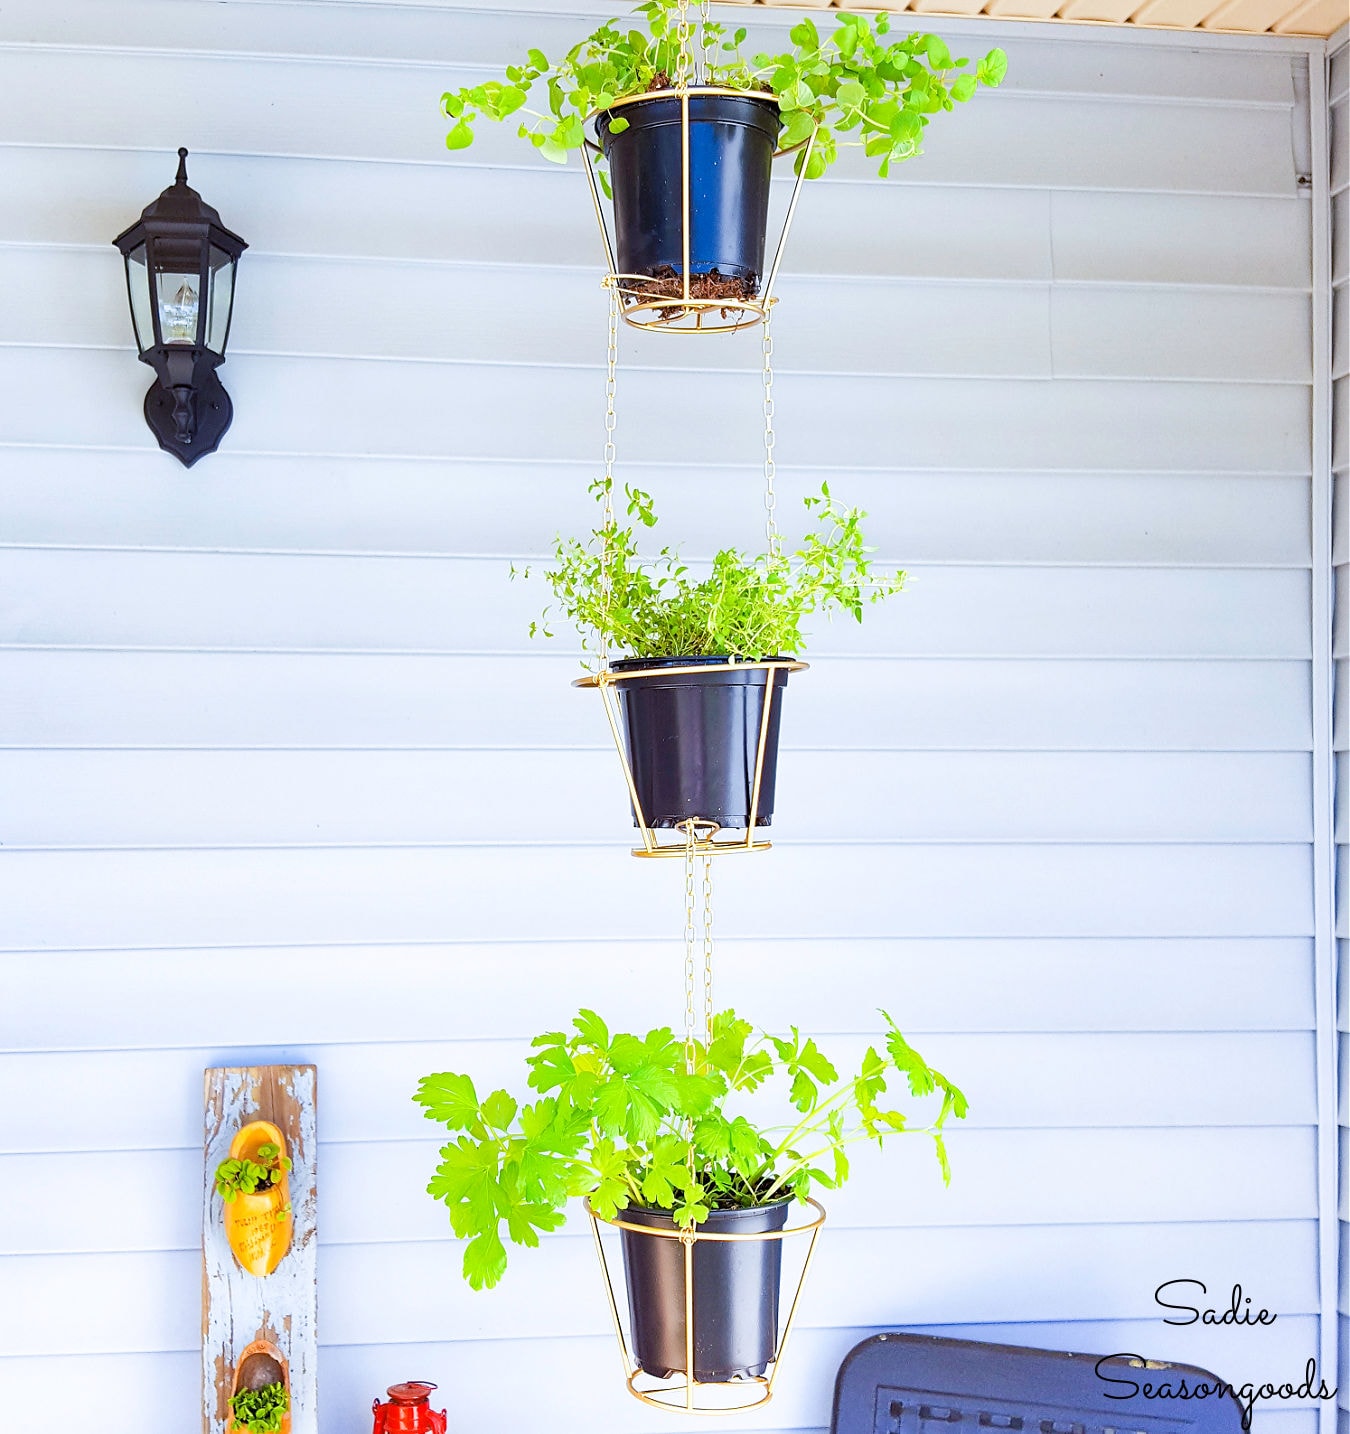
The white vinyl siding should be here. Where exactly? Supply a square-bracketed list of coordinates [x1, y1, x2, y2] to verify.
[0, 4, 1335, 1434]
[1328, 30, 1348, 1434]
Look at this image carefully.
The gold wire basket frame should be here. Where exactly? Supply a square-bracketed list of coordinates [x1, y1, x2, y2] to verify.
[587, 1195, 827, 1415]
[574, 659, 806, 858]
[581, 81, 818, 333]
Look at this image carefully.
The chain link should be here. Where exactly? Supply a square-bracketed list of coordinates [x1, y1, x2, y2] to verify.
[683, 823, 699, 1073]
[762, 308, 782, 564]
[674, 0, 692, 90]
[598, 283, 619, 668]
[700, 850, 714, 1046]
[698, 0, 714, 86]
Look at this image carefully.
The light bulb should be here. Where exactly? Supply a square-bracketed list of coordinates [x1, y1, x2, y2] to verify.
[161, 279, 199, 343]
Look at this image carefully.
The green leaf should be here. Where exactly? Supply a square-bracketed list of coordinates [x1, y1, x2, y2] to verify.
[924, 34, 952, 68]
[978, 48, 1008, 86]
[780, 108, 816, 148]
[414, 1071, 480, 1129]
[789, 17, 820, 47]
[445, 120, 474, 151]
[573, 1008, 609, 1050]
[950, 74, 976, 102]
[505, 1202, 565, 1247]
[836, 78, 866, 109]
[527, 47, 549, 69]
[462, 1226, 508, 1290]
[481, 1088, 519, 1131]
[608, 115, 629, 133]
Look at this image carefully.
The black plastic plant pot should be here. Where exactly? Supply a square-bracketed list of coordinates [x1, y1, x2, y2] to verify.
[596, 92, 782, 294]
[609, 657, 789, 830]
[620, 1200, 791, 1382]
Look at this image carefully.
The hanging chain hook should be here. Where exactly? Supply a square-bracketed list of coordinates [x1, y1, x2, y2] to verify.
[762, 308, 782, 566]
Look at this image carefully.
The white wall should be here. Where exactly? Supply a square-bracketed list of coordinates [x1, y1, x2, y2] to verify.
[1329, 30, 1348, 1434]
[0, 3, 1337, 1433]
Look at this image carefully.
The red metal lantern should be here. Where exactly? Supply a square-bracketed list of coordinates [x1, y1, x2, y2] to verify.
[371, 1382, 447, 1434]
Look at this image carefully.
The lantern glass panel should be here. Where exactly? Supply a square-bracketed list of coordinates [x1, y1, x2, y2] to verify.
[124, 243, 156, 353]
[155, 268, 203, 345]
[205, 246, 236, 354]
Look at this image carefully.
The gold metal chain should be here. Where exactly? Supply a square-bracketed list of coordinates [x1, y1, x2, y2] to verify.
[598, 282, 619, 668]
[674, 0, 693, 91]
[681, 823, 716, 1069]
[763, 309, 782, 564]
[683, 822, 700, 1071]
[698, 0, 714, 86]
[700, 850, 714, 1045]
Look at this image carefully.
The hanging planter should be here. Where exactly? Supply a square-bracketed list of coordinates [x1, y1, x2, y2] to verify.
[531, 456, 903, 855]
[414, 1004, 965, 1413]
[228, 1339, 291, 1434]
[213, 1120, 294, 1277]
[585, 87, 803, 331]
[577, 656, 804, 856]
[588, 1195, 826, 1413]
[438, 0, 1007, 331]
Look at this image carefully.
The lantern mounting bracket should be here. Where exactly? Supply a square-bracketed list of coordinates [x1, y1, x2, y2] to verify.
[142, 353, 233, 466]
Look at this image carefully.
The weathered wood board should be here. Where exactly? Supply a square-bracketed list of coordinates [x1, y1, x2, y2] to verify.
[203, 1065, 317, 1434]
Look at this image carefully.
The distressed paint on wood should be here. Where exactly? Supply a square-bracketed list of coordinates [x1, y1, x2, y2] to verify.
[202, 1065, 317, 1434]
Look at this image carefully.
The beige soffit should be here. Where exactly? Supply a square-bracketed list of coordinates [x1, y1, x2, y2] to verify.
[720, 0, 1346, 37]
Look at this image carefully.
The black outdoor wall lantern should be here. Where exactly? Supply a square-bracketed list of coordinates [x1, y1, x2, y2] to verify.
[113, 148, 247, 466]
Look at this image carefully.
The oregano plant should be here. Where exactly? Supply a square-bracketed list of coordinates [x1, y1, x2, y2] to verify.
[414, 1007, 966, 1290]
[521, 478, 905, 660]
[442, 0, 1006, 179]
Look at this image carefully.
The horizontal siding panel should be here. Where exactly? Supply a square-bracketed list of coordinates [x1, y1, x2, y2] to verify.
[1336, 562, 1348, 656]
[0, 2, 1303, 106]
[0, 148, 1058, 284]
[1335, 472, 1348, 564]
[1335, 280, 1348, 377]
[0, 652, 1312, 750]
[0, 1328, 1325, 1434]
[0, 247, 1315, 384]
[1050, 190, 1310, 287]
[1336, 377, 1349, 469]
[1050, 286, 1310, 382]
[0, 552, 1313, 657]
[0, 50, 1300, 194]
[0, 247, 1061, 381]
[0, 749, 1312, 846]
[0, 1032, 1314, 1153]
[0, 939, 1315, 1050]
[1337, 658, 1348, 749]
[0, 462, 1314, 567]
[0, 1220, 1317, 1356]
[0, 843, 1313, 948]
[0, 351, 1311, 470]
[0, 1125, 1315, 1256]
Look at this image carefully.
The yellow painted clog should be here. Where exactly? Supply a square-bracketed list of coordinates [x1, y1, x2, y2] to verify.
[218, 1119, 294, 1277]
[229, 1338, 292, 1434]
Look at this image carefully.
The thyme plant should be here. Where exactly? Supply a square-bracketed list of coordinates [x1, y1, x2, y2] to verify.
[526, 479, 905, 660]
